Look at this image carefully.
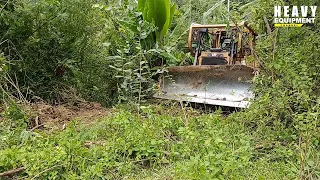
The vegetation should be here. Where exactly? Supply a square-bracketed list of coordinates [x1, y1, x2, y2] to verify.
[0, 0, 319, 179]
[0, 104, 299, 179]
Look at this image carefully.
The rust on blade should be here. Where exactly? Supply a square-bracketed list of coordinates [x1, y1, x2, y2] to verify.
[166, 65, 255, 82]
[167, 65, 254, 73]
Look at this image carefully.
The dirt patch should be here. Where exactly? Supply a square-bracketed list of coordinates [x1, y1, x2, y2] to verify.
[30, 101, 110, 130]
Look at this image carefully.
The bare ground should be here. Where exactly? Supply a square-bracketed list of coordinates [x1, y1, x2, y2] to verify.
[29, 101, 110, 131]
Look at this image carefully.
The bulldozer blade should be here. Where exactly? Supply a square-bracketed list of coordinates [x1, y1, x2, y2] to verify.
[154, 65, 255, 108]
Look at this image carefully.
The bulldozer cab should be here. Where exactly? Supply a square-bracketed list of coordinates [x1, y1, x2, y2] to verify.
[154, 22, 258, 108]
[188, 23, 258, 67]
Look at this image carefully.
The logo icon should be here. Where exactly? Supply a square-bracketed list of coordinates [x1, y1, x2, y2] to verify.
[274, 6, 317, 27]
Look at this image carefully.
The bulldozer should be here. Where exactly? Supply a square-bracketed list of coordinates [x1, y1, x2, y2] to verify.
[154, 22, 259, 108]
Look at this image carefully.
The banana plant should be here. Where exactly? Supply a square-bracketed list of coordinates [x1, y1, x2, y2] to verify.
[138, 0, 176, 43]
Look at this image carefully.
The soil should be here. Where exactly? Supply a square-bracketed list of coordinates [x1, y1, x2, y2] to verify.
[29, 101, 110, 130]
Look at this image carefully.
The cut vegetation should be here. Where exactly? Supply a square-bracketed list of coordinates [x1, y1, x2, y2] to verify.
[0, 0, 319, 179]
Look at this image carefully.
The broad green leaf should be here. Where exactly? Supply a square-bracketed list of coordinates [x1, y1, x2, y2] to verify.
[138, 0, 175, 42]
[161, 2, 175, 37]
[169, 3, 176, 29]
[137, 0, 146, 13]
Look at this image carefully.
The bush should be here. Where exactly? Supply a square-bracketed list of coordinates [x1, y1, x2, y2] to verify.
[1, 0, 115, 104]
[1, 105, 305, 179]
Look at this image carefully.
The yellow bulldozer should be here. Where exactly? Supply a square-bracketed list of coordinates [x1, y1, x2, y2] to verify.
[154, 22, 259, 108]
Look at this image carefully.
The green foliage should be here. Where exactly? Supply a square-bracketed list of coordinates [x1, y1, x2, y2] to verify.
[138, 0, 176, 42]
[172, 114, 254, 179]
[0, 53, 7, 73]
[0, 53, 8, 100]
[99, 3, 164, 106]
[0, 106, 298, 179]
[0, 102, 30, 149]
[235, 0, 320, 178]
[0, 0, 115, 104]
[0, 0, 178, 105]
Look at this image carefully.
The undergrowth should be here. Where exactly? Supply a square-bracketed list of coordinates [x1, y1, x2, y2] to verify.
[0, 104, 303, 179]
